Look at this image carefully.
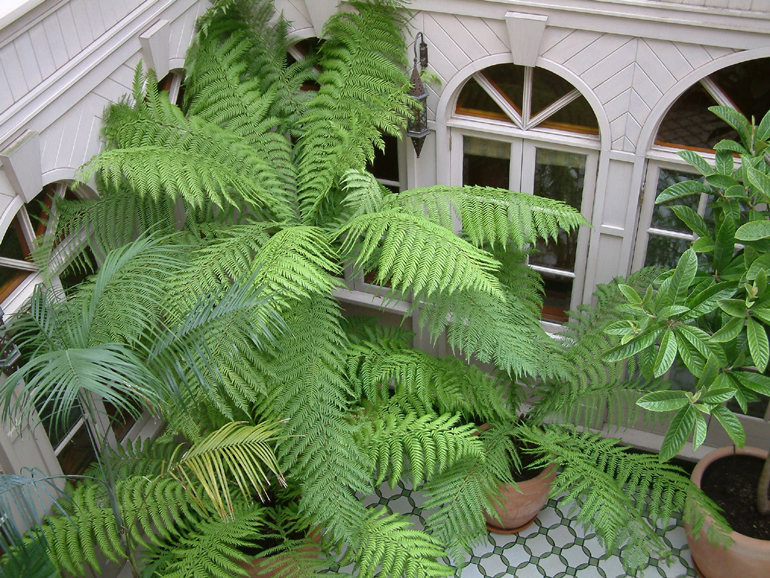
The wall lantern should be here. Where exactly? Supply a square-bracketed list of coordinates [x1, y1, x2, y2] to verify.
[406, 32, 429, 158]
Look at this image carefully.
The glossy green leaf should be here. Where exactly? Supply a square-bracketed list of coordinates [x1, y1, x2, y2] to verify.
[618, 284, 642, 304]
[710, 316, 744, 342]
[603, 320, 636, 336]
[662, 249, 697, 306]
[684, 282, 735, 319]
[747, 317, 769, 372]
[747, 254, 770, 280]
[637, 390, 690, 412]
[603, 327, 664, 362]
[674, 331, 706, 377]
[751, 308, 770, 325]
[735, 220, 770, 242]
[711, 404, 745, 447]
[670, 206, 710, 238]
[706, 174, 739, 190]
[709, 106, 751, 146]
[747, 167, 770, 203]
[656, 180, 712, 204]
[714, 139, 748, 155]
[733, 371, 770, 396]
[678, 150, 713, 177]
[757, 109, 770, 142]
[723, 184, 747, 199]
[713, 214, 736, 274]
[660, 405, 696, 461]
[658, 305, 690, 318]
[652, 330, 677, 377]
[693, 411, 708, 451]
[719, 299, 747, 317]
[699, 388, 736, 404]
[714, 150, 734, 176]
[691, 237, 715, 252]
[696, 354, 721, 390]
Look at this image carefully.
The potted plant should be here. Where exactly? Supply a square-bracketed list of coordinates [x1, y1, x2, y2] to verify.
[604, 106, 770, 578]
[0, 1, 730, 576]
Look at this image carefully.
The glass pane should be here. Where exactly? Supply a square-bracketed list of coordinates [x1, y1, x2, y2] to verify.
[651, 169, 701, 233]
[528, 149, 586, 272]
[482, 64, 525, 113]
[103, 398, 141, 442]
[462, 137, 511, 189]
[367, 133, 400, 183]
[38, 400, 84, 450]
[656, 83, 736, 149]
[539, 95, 599, 133]
[0, 217, 33, 297]
[644, 234, 692, 269]
[26, 188, 55, 238]
[710, 57, 770, 126]
[540, 272, 572, 323]
[56, 423, 97, 476]
[456, 78, 511, 122]
[532, 68, 573, 116]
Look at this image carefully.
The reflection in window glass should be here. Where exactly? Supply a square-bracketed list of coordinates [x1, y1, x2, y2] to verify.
[368, 134, 400, 183]
[710, 58, 770, 125]
[462, 137, 511, 189]
[656, 83, 735, 149]
[644, 235, 692, 269]
[529, 149, 585, 272]
[456, 78, 511, 122]
[482, 64, 525, 113]
[531, 68, 573, 116]
[540, 95, 599, 133]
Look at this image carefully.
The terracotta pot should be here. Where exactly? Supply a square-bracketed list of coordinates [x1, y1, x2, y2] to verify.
[685, 446, 770, 578]
[485, 462, 557, 533]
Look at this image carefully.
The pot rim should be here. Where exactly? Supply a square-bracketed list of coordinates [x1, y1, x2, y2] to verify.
[689, 445, 770, 549]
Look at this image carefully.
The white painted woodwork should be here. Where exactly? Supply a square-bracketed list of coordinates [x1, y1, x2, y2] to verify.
[303, 0, 338, 36]
[504, 12, 547, 67]
[0, 129, 41, 202]
[140, 19, 171, 79]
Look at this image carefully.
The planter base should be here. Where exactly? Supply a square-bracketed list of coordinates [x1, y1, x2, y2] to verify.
[486, 512, 538, 534]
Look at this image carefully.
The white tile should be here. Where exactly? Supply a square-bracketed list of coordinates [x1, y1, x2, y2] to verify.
[478, 553, 509, 576]
[537, 552, 567, 576]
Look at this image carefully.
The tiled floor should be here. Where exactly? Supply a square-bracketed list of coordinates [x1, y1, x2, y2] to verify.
[333, 482, 698, 577]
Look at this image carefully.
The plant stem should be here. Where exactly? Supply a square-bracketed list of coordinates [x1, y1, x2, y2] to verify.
[759, 453, 770, 516]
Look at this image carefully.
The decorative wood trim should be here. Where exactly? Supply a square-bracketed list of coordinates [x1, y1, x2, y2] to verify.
[0, 129, 41, 202]
[139, 18, 170, 79]
[504, 12, 547, 68]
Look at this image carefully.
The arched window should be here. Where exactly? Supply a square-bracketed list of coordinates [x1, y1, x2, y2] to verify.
[0, 183, 142, 476]
[450, 63, 599, 324]
[636, 57, 770, 271]
[634, 57, 770, 440]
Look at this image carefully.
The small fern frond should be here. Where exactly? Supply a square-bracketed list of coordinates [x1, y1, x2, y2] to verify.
[356, 410, 483, 487]
[384, 185, 588, 248]
[338, 210, 503, 299]
[354, 507, 451, 578]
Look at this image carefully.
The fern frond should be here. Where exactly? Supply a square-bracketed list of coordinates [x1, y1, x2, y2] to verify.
[338, 210, 504, 299]
[519, 426, 733, 572]
[354, 507, 451, 578]
[295, 1, 412, 223]
[384, 185, 588, 248]
[356, 410, 483, 487]
[145, 503, 266, 578]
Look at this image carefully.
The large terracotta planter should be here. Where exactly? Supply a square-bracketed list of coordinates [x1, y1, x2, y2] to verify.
[485, 463, 557, 533]
[686, 446, 770, 578]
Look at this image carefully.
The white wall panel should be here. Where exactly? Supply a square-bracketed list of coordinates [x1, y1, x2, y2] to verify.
[27, 24, 56, 80]
[425, 14, 474, 69]
[54, 4, 83, 60]
[562, 34, 632, 75]
[283, 0, 313, 33]
[644, 39, 693, 80]
[459, 17, 508, 55]
[636, 41, 677, 93]
[41, 16, 70, 69]
[99, 0, 119, 30]
[69, 0, 96, 49]
[0, 62, 12, 112]
[0, 44, 28, 101]
[14, 32, 42, 90]
[580, 39, 637, 89]
[542, 29, 603, 65]
[603, 88, 631, 124]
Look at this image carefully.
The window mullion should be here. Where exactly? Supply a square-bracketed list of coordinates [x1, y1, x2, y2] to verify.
[528, 90, 581, 130]
[522, 67, 534, 129]
[473, 73, 523, 127]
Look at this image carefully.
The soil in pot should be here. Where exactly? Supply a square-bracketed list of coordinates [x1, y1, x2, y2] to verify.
[700, 454, 770, 541]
